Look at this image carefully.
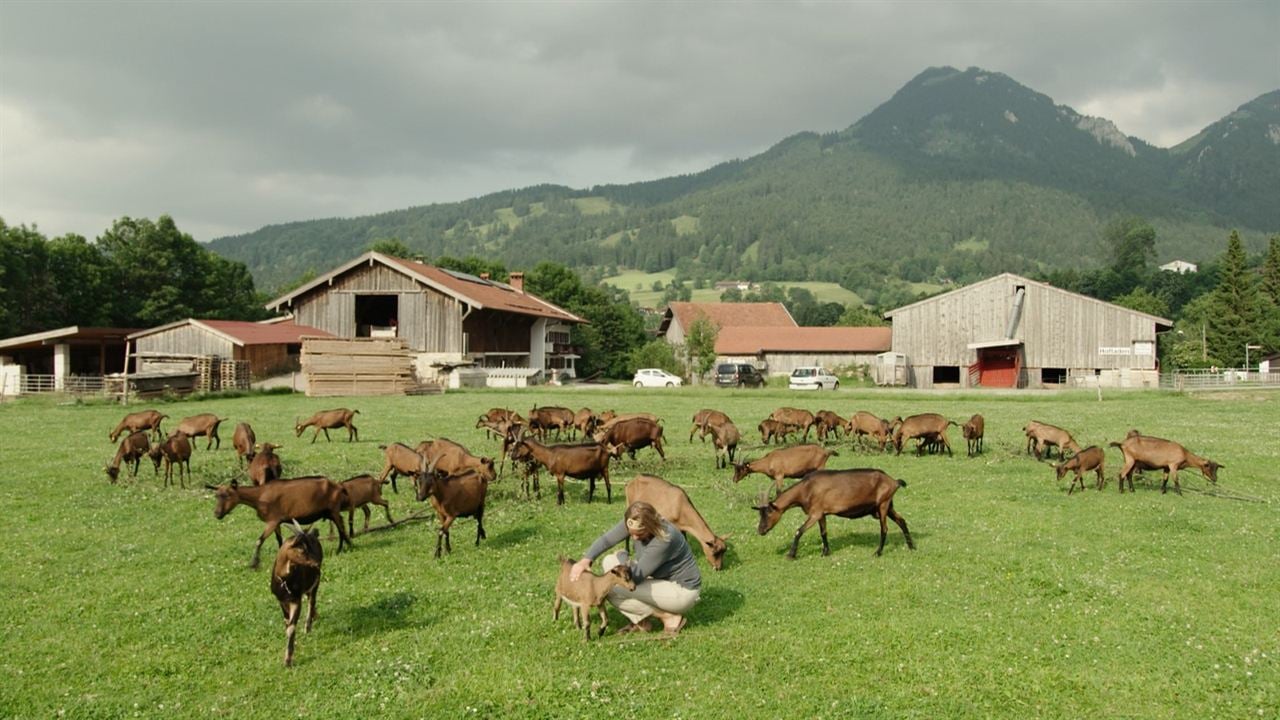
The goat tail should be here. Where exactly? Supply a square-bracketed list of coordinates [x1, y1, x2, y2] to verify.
[947, 420, 960, 427]
[1109, 441, 1123, 448]
[378, 444, 389, 450]
[353, 409, 361, 415]
[897, 479, 908, 488]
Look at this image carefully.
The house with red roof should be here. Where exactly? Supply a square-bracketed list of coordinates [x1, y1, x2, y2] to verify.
[264, 252, 586, 385]
[715, 326, 892, 377]
[658, 302, 796, 345]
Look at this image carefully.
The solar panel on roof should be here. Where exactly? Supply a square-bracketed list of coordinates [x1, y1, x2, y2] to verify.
[441, 268, 494, 285]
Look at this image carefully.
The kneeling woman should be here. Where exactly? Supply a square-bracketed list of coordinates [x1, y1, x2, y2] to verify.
[571, 501, 701, 636]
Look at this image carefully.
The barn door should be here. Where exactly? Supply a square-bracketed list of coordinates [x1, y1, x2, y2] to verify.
[978, 347, 1020, 388]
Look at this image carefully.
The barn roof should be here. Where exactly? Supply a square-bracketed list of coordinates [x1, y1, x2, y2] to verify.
[716, 326, 891, 354]
[883, 273, 1173, 328]
[264, 252, 585, 324]
[0, 326, 140, 351]
[128, 319, 333, 346]
[660, 302, 795, 337]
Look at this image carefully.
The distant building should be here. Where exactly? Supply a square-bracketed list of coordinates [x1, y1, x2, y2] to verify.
[715, 326, 892, 376]
[658, 302, 795, 345]
[0, 326, 137, 394]
[884, 273, 1172, 389]
[128, 318, 332, 380]
[713, 280, 756, 292]
[1159, 260, 1198, 274]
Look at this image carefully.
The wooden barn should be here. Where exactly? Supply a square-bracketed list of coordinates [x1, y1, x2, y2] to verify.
[715, 326, 892, 377]
[658, 302, 795, 345]
[264, 252, 586, 387]
[0, 326, 137, 395]
[128, 318, 333, 382]
[884, 273, 1173, 389]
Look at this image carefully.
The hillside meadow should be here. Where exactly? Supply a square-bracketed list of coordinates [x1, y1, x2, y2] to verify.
[1, 387, 1277, 719]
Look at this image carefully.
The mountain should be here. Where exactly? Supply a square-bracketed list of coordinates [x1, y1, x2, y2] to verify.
[208, 67, 1279, 299]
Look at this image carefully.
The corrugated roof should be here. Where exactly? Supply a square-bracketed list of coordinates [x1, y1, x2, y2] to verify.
[0, 326, 140, 351]
[662, 302, 796, 336]
[716, 326, 892, 354]
[129, 319, 333, 346]
[265, 252, 584, 324]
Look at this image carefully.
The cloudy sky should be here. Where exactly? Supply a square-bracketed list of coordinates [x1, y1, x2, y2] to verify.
[2, 2, 1276, 243]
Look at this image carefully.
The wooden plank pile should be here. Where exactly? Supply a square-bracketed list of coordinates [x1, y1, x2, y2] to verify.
[194, 356, 219, 392]
[301, 337, 420, 397]
[220, 359, 250, 390]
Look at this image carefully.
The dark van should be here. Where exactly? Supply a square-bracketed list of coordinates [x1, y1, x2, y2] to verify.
[715, 363, 765, 388]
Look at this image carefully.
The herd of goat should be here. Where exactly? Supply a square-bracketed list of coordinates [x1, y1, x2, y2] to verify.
[101, 402, 1224, 661]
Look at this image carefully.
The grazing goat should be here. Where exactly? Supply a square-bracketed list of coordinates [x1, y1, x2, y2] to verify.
[1023, 421, 1081, 461]
[339, 474, 394, 535]
[709, 419, 741, 470]
[176, 413, 226, 451]
[754, 468, 914, 558]
[626, 474, 729, 570]
[476, 408, 523, 440]
[109, 410, 167, 443]
[690, 409, 731, 443]
[270, 523, 323, 667]
[847, 411, 893, 452]
[594, 417, 666, 462]
[814, 410, 846, 442]
[105, 431, 150, 482]
[892, 413, 954, 456]
[233, 422, 257, 465]
[1110, 435, 1222, 495]
[732, 444, 837, 493]
[554, 556, 635, 640]
[961, 414, 985, 457]
[418, 438, 496, 483]
[768, 407, 816, 442]
[377, 442, 427, 494]
[208, 477, 352, 568]
[511, 436, 614, 505]
[248, 442, 284, 486]
[758, 418, 795, 445]
[147, 430, 192, 488]
[415, 469, 489, 558]
[573, 408, 601, 439]
[528, 405, 575, 440]
[295, 408, 359, 443]
[1056, 446, 1106, 494]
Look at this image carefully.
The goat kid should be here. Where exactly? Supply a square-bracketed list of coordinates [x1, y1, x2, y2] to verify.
[554, 556, 636, 640]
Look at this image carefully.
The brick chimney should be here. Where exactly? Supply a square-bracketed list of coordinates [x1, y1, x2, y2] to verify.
[479, 272, 490, 280]
[509, 271, 524, 293]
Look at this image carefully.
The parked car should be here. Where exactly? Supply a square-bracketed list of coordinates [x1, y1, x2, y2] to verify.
[633, 368, 683, 388]
[789, 366, 839, 391]
[715, 363, 766, 388]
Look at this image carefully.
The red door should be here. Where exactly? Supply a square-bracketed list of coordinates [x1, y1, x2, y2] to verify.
[978, 348, 1019, 388]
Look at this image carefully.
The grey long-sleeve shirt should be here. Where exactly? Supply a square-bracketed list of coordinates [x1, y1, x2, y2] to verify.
[584, 519, 701, 590]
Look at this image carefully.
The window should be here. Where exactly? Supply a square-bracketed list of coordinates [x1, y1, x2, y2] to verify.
[355, 295, 398, 337]
[1041, 368, 1067, 385]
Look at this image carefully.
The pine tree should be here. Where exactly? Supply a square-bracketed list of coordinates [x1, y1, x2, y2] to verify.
[1205, 231, 1264, 367]
[1262, 236, 1280, 308]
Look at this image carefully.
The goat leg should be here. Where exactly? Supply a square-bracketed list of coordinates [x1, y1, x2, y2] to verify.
[875, 510, 888, 556]
[283, 601, 300, 667]
[788, 516, 818, 559]
[889, 506, 914, 550]
[818, 516, 830, 556]
[306, 587, 318, 633]
[596, 604, 608, 639]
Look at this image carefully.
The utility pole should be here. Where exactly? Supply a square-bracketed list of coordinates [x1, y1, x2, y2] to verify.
[1245, 344, 1262, 372]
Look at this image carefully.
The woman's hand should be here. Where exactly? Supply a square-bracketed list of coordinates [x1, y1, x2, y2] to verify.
[569, 557, 591, 582]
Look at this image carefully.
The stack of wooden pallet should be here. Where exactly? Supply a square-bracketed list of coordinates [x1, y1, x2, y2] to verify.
[194, 356, 220, 392]
[220, 359, 250, 390]
[301, 337, 417, 396]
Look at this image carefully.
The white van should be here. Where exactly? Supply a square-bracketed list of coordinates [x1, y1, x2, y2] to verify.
[789, 366, 839, 391]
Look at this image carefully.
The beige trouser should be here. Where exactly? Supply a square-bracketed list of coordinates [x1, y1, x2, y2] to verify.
[601, 552, 700, 625]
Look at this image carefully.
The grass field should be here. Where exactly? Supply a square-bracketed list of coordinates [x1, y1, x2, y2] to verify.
[2, 388, 1278, 718]
[601, 271, 864, 309]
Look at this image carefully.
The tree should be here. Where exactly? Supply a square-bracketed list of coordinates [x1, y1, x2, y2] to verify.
[46, 234, 114, 327]
[629, 339, 680, 375]
[1262, 235, 1280, 308]
[1205, 231, 1265, 367]
[1098, 216, 1156, 299]
[0, 221, 60, 336]
[1161, 294, 1221, 369]
[368, 238, 414, 258]
[836, 304, 888, 327]
[1111, 287, 1169, 319]
[683, 316, 719, 383]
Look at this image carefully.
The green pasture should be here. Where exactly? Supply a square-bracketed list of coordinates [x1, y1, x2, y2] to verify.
[2, 388, 1277, 718]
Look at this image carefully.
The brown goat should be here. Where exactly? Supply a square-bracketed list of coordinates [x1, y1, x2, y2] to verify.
[295, 408, 359, 443]
[105, 431, 151, 482]
[176, 413, 226, 450]
[414, 469, 489, 558]
[147, 430, 192, 488]
[732, 444, 837, 493]
[528, 405, 575, 440]
[572, 408, 600, 439]
[248, 443, 284, 486]
[476, 408, 523, 438]
[510, 437, 614, 505]
[339, 473, 394, 535]
[768, 407, 816, 442]
[270, 523, 323, 668]
[757, 418, 796, 445]
[417, 438, 497, 483]
[233, 422, 257, 465]
[754, 468, 914, 558]
[1023, 421, 1081, 461]
[594, 417, 666, 462]
[814, 410, 846, 442]
[1056, 446, 1106, 494]
[553, 556, 636, 640]
[961, 414, 985, 457]
[626, 474, 730, 571]
[208, 477, 352, 568]
[109, 410, 168, 443]
[690, 409, 731, 443]
[892, 413, 954, 456]
[709, 419, 741, 470]
[847, 411, 893, 452]
[1110, 435, 1222, 495]
[377, 442, 427, 494]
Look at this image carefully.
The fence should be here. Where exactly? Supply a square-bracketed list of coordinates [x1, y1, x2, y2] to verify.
[5, 374, 108, 396]
[1160, 369, 1280, 390]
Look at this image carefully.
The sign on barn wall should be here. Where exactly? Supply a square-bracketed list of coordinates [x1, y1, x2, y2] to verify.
[1098, 347, 1132, 356]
